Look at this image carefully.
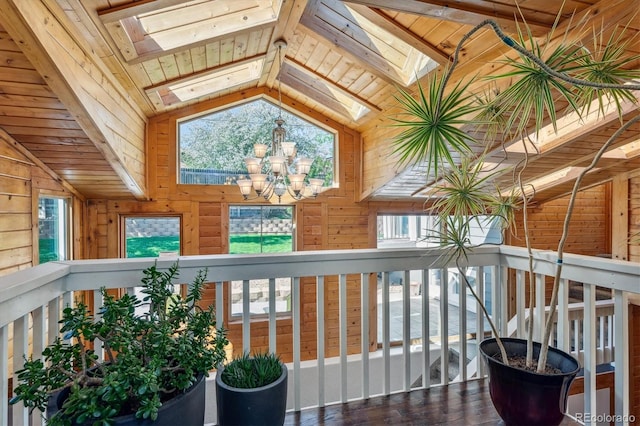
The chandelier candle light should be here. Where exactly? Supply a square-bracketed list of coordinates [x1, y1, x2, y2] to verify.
[237, 39, 324, 203]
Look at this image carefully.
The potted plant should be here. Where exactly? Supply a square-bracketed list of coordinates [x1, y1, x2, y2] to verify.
[9, 261, 229, 425]
[215, 351, 288, 426]
[392, 10, 639, 426]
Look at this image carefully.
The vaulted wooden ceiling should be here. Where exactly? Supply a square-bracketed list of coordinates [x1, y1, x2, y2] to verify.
[0, 0, 637, 202]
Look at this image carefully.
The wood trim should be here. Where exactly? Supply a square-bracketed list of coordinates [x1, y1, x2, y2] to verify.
[611, 175, 629, 261]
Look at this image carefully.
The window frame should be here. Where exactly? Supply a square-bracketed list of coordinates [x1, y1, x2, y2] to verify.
[175, 95, 338, 190]
[34, 190, 72, 265]
[119, 215, 183, 258]
[227, 204, 295, 321]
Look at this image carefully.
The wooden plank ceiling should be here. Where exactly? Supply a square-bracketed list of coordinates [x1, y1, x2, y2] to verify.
[0, 0, 637, 201]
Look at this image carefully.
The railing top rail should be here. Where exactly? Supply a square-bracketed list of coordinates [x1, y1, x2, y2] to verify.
[1, 245, 638, 328]
[499, 246, 640, 293]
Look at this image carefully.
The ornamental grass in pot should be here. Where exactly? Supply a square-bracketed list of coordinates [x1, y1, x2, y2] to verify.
[10, 262, 228, 426]
[215, 351, 288, 426]
[392, 7, 639, 425]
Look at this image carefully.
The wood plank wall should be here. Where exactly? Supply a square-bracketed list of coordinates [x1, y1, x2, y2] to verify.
[0, 134, 82, 277]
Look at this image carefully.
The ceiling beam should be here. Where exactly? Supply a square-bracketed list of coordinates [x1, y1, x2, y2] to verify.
[345, 4, 450, 65]
[261, 0, 310, 88]
[0, 0, 148, 199]
[144, 53, 267, 93]
[285, 57, 382, 113]
[122, 21, 276, 65]
[297, 18, 404, 86]
[341, 0, 552, 37]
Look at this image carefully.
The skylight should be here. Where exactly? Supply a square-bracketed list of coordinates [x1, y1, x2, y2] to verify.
[103, 0, 282, 61]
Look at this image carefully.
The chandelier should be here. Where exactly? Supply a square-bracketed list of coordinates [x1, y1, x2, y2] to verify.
[236, 39, 324, 203]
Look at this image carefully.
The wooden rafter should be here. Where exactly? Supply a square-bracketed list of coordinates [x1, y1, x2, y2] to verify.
[297, 20, 404, 86]
[285, 57, 382, 112]
[144, 53, 267, 94]
[341, 0, 553, 36]
[261, 0, 310, 88]
[345, 4, 450, 65]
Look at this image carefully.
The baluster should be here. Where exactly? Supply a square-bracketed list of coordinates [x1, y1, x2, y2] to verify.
[613, 290, 629, 425]
[339, 274, 348, 403]
[516, 269, 525, 338]
[440, 268, 449, 385]
[459, 267, 467, 382]
[403, 270, 411, 391]
[382, 271, 390, 394]
[557, 279, 570, 352]
[292, 276, 301, 411]
[317, 276, 325, 407]
[360, 273, 369, 400]
[476, 267, 485, 378]
[13, 315, 28, 426]
[268, 278, 276, 354]
[422, 269, 431, 387]
[583, 284, 597, 421]
[242, 279, 250, 352]
[0, 325, 8, 426]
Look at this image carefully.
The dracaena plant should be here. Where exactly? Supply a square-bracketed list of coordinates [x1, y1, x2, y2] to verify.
[392, 11, 640, 373]
[10, 262, 229, 425]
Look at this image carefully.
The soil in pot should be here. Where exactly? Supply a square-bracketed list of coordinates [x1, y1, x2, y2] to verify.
[480, 338, 580, 426]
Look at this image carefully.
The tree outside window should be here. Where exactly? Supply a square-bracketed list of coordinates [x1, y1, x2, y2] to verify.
[178, 99, 335, 187]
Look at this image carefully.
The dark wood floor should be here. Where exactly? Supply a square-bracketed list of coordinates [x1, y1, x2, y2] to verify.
[284, 379, 579, 425]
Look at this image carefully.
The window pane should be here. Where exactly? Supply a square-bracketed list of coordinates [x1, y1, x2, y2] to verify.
[38, 197, 69, 263]
[229, 206, 293, 317]
[124, 217, 180, 258]
[178, 99, 334, 187]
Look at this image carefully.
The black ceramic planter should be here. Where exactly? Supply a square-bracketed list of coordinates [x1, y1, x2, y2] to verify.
[216, 363, 288, 426]
[479, 337, 580, 426]
[46, 374, 206, 426]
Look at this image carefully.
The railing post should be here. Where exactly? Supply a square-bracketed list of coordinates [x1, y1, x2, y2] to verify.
[614, 290, 629, 426]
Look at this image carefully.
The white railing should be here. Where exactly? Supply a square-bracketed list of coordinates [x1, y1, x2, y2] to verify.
[1, 246, 638, 426]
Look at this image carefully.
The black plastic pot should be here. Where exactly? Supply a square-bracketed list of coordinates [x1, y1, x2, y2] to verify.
[479, 337, 580, 426]
[215, 363, 288, 426]
[47, 374, 206, 426]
